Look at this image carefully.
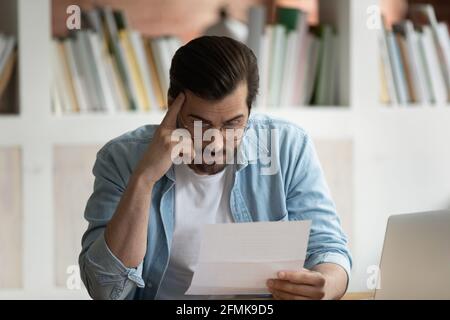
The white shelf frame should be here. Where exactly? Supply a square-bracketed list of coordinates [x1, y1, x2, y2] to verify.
[1, 0, 450, 299]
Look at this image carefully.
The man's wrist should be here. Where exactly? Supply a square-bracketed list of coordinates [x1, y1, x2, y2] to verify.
[312, 264, 348, 300]
[130, 169, 157, 191]
[323, 272, 340, 300]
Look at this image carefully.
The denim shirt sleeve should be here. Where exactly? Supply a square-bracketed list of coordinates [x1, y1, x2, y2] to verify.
[285, 132, 353, 280]
[79, 150, 145, 300]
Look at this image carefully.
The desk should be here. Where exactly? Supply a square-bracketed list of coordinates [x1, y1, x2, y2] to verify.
[341, 292, 374, 300]
[250, 292, 374, 300]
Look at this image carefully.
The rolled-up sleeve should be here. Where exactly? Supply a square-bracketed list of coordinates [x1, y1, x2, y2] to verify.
[285, 132, 353, 280]
[79, 149, 145, 300]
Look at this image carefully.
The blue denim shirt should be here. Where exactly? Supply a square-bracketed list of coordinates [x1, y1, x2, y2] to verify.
[79, 114, 352, 300]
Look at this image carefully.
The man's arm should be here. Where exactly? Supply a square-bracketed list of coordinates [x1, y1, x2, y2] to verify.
[79, 93, 187, 299]
[268, 130, 352, 300]
[103, 175, 154, 268]
[104, 93, 186, 267]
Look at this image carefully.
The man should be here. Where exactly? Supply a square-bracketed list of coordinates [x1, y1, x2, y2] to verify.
[79, 36, 352, 300]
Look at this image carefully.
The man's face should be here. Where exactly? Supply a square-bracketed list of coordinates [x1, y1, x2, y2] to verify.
[175, 81, 249, 175]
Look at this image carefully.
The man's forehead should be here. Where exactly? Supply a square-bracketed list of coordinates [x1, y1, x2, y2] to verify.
[183, 82, 248, 112]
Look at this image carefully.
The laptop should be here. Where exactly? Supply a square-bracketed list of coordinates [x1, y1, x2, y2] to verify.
[375, 210, 450, 300]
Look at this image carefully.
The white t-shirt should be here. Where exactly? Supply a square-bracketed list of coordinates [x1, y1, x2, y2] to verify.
[155, 164, 235, 299]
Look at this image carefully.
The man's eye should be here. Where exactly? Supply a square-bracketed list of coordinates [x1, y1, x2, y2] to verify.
[224, 122, 241, 128]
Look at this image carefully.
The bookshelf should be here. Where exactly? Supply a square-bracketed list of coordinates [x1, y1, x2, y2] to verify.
[377, 0, 450, 108]
[0, 0, 19, 114]
[1, 0, 450, 299]
[47, 0, 349, 114]
[51, 0, 269, 42]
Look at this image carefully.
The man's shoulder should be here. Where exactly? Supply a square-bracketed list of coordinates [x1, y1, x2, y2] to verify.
[246, 114, 313, 169]
[97, 124, 159, 158]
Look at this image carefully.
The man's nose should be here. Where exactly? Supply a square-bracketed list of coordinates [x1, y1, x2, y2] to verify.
[203, 134, 225, 151]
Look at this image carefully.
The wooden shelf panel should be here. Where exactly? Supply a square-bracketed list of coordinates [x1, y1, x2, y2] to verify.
[0, 147, 22, 289]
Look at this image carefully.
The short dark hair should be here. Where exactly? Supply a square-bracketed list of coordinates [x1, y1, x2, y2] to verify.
[168, 36, 259, 110]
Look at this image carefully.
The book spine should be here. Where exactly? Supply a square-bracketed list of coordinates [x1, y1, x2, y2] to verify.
[422, 26, 448, 105]
[88, 32, 119, 113]
[387, 31, 409, 105]
[64, 39, 90, 113]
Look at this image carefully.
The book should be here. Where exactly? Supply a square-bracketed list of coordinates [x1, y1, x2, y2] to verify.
[436, 22, 450, 97]
[102, 7, 137, 111]
[85, 8, 108, 49]
[277, 7, 302, 107]
[327, 34, 339, 105]
[51, 4, 345, 113]
[0, 33, 17, 110]
[394, 33, 415, 103]
[57, 41, 81, 112]
[64, 37, 90, 113]
[410, 4, 450, 99]
[379, 56, 390, 104]
[0, 35, 15, 79]
[257, 25, 271, 109]
[150, 37, 172, 106]
[268, 24, 287, 107]
[51, 81, 63, 115]
[277, 6, 299, 32]
[386, 31, 409, 105]
[105, 53, 129, 112]
[290, 10, 309, 106]
[420, 26, 448, 105]
[130, 30, 159, 111]
[50, 5, 184, 113]
[119, 29, 150, 111]
[247, 5, 266, 62]
[416, 30, 435, 105]
[247, 5, 267, 108]
[246, 3, 341, 108]
[379, 18, 398, 105]
[380, 5, 450, 106]
[0, 35, 6, 67]
[303, 34, 320, 105]
[144, 40, 165, 109]
[399, 21, 431, 104]
[51, 40, 75, 113]
[279, 30, 298, 107]
[76, 31, 106, 112]
[313, 25, 335, 105]
[88, 32, 119, 113]
[0, 47, 16, 99]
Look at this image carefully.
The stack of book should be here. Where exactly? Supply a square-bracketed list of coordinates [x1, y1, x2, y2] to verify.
[380, 4, 450, 106]
[247, 5, 339, 108]
[51, 7, 181, 114]
[0, 33, 17, 113]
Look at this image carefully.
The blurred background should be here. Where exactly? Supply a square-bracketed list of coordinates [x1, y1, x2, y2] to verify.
[0, 0, 449, 299]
